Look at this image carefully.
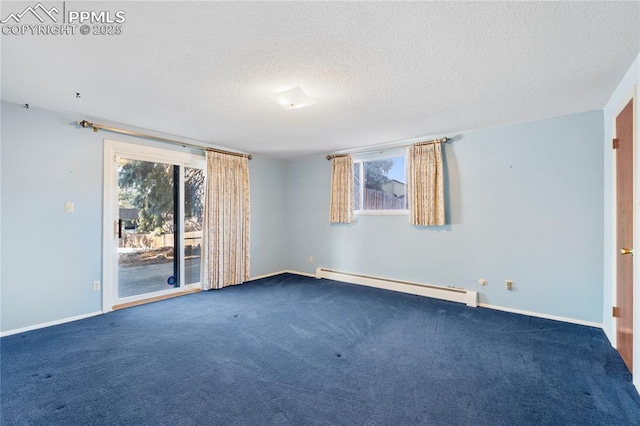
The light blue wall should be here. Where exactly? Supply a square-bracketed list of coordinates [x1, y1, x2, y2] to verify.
[0, 102, 607, 330]
[286, 111, 604, 323]
[249, 154, 288, 276]
[0, 101, 287, 333]
[1, 102, 103, 332]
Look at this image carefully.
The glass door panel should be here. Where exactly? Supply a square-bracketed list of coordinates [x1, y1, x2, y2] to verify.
[184, 167, 204, 285]
[117, 158, 178, 298]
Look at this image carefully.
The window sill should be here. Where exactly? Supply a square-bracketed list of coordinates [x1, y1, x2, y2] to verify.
[355, 210, 409, 215]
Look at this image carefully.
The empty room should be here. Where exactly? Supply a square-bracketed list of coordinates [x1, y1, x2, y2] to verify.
[1, 1, 640, 424]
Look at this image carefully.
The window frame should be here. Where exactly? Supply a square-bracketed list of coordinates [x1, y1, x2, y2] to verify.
[353, 148, 409, 215]
[103, 139, 205, 313]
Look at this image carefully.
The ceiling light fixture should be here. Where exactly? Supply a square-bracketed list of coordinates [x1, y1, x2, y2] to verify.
[269, 86, 316, 110]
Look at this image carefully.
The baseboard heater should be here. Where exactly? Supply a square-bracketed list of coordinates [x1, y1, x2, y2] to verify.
[315, 268, 478, 307]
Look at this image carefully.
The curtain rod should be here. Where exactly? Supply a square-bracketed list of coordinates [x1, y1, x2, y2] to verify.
[325, 136, 450, 160]
[78, 120, 253, 160]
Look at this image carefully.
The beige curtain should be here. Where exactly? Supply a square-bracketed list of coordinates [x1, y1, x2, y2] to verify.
[201, 151, 250, 290]
[408, 143, 445, 226]
[329, 155, 355, 223]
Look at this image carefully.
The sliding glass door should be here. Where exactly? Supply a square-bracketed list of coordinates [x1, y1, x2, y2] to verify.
[117, 158, 179, 298]
[103, 141, 205, 310]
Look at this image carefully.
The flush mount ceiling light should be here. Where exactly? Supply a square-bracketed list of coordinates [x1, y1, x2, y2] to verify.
[268, 86, 317, 110]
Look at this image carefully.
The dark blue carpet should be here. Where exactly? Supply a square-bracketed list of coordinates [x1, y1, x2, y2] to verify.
[2, 273, 639, 425]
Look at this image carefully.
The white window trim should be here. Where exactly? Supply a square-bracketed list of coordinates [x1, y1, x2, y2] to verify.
[353, 150, 409, 215]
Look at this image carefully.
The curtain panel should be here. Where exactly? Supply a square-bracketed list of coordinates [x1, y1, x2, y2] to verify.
[329, 155, 355, 223]
[408, 143, 445, 226]
[201, 151, 250, 290]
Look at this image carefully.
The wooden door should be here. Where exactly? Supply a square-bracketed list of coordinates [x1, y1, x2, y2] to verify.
[616, 98, 634, 372]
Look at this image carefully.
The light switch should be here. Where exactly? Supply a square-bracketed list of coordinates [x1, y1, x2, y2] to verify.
[65, 202, 74, 213]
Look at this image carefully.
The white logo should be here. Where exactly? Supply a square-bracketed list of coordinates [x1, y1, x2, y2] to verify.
[1, 2, 59, 24]
[1, 2, 126, 37]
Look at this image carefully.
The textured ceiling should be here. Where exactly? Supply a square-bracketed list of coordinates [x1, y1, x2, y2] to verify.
[1, 1, 639, 159]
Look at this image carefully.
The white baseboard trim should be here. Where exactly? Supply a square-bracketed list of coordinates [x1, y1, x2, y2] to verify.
[256, 271, 600, 328]
[0, 311, 103, 338]
[248, 270, 289, 281]
[479, 303, 602, 328]
[283, 270, 317, 278]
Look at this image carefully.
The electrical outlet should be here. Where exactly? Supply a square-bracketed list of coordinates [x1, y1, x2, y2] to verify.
[93, 281, 101, 291]
[308, 256, 314, 264]
[505, 280, 513, 291]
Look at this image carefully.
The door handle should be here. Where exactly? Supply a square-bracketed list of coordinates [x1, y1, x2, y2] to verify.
[620, 247, 633, 255]
[115, 219, 123, 239]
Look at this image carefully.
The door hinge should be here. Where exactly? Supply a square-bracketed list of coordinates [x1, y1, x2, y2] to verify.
[613, 138, 620, 149]
[113, 155, 117, 162]
[612, 306, 619, 317]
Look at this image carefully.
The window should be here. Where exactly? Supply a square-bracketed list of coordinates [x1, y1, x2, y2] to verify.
[354, 152, 407, 213]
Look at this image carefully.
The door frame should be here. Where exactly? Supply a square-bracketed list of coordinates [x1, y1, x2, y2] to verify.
[611, 97, 640, 373]
[102, 139, 205, 313]
[610, 87, 637, 380]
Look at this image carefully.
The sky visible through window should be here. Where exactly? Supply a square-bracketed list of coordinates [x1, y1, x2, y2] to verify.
[387, 157, 405, 183]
